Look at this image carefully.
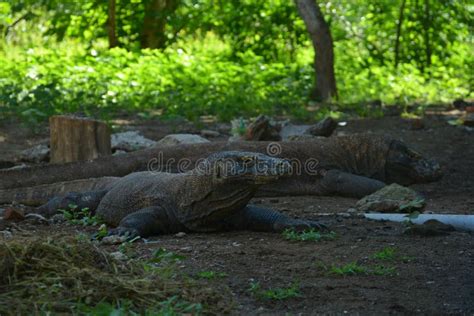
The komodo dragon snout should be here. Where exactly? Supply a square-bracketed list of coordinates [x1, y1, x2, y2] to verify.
[385, 140, 443, 185]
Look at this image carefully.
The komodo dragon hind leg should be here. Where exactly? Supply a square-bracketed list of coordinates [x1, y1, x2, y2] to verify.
[320, 170, 385, 198]
[108, 206, 180, 238]
[225, 205, 326, 232]
[36, 191, 108, 217]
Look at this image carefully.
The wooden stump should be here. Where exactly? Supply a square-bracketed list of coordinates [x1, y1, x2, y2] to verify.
[49, 115, 111, 164]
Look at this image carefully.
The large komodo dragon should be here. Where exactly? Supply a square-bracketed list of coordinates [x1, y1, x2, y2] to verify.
[33, 151, 324, 238]
[0, 134, 442, 206]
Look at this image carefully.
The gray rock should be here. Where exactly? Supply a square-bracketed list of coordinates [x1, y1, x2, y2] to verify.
[20, 144, 49, 162]
[175, 232, 186, 238]
[156, 134, 210, 146]
[111, 131, 156, 152]
[101, 234, 129, 245]
[356, 183, 425, 213]
[49, 213, 66, 224]
[200, 129, 220, 137]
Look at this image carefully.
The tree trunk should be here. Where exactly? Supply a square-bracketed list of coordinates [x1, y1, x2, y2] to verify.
[49, 115, 111, 164]
[140, 0, 179, 49]
[423, 0, 432, 70]
[394, 0, 406, 68]
[294, 0, 337, 101]
[107, 0, 119, 48]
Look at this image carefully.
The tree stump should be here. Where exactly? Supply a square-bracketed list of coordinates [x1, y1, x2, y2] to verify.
[49, 115, 111, 164]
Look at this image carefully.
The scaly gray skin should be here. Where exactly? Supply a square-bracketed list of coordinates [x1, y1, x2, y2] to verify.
[0, 134, 443, 205]
[37, 151, 324, 238]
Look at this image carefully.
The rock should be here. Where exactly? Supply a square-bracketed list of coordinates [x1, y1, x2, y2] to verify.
[304, 117, 338, 137]
[175, 232, 186, 238]
[111, 131, 156, 152]
[156, 134, 210, 146]
[200, 129, 220, 138]
[3, 208, 25, 221]
[109, 251, 128, 261]
[20, 144, 49, 163]
[0, 230, 13, 239]
[356, 184, 425, 213]
[112, 149, 128, 156]
[49, 213, 66, 224]
[101, 235, 129, 245]
[280, 123, 308, 140]
[404, 219, 455, 236]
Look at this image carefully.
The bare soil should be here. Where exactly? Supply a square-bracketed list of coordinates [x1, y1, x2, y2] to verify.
[0, 113, 473, 314]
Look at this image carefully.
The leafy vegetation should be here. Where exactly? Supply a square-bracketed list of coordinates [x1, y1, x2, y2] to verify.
[249, 281, 301, 301]
[59, 204, 104, 226]
[372, 247, 397, 261]
[330, 262, 368, 276]
[283, 228, 337, 241]
[150, 248, 186, 264]
[0, 0, 472, 123]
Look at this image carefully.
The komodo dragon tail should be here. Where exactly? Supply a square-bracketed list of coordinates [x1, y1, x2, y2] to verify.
[0, 177, 119, 206]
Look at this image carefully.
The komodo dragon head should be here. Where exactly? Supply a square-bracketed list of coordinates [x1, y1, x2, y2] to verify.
[177, 151, 292, 228]
[385, 140, 443, 185]
[195, 151, 292, 184]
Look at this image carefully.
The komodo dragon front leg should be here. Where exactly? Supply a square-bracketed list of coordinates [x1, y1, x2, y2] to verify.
[224, 205, 325, 232]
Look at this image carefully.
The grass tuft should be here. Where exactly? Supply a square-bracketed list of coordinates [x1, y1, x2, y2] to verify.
[282, 229, 337, 242]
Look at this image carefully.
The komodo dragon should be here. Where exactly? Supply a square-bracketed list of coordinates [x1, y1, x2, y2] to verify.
[34, 151, 324, 238]
[0, 134, 442, 205]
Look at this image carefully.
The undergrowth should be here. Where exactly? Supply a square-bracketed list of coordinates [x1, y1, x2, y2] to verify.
[0, 236, 232, 314]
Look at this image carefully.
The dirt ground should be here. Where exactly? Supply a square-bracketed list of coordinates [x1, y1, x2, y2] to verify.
[0, 113, 473, 314]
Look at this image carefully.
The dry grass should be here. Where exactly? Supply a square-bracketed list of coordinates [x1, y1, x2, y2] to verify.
[0, 235, 232, 315]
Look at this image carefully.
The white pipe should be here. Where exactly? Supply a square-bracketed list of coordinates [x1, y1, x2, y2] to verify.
[364, 213, 474, 232]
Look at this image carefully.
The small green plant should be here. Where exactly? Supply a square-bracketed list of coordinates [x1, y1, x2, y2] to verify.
[330, 262, 367, 276]
[373, 265, 397, 276]
[372, 247, 397, 261]
[196, 271, 228, 280]
[59, 204, 103, 226]
[94, 224, 108, 240]
[149, 248, 186, 264]
[248, 281, 301, 300]
[282, 228, 336, 242]
[116, 236, 141, 257]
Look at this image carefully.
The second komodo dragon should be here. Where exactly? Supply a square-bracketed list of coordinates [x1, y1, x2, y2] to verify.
[35, 151, 324, 238]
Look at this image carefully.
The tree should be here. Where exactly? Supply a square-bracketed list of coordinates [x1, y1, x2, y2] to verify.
[107, 0, 119, 48]
[294, 0, 337, 101]
[140, 0, 180, 49]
